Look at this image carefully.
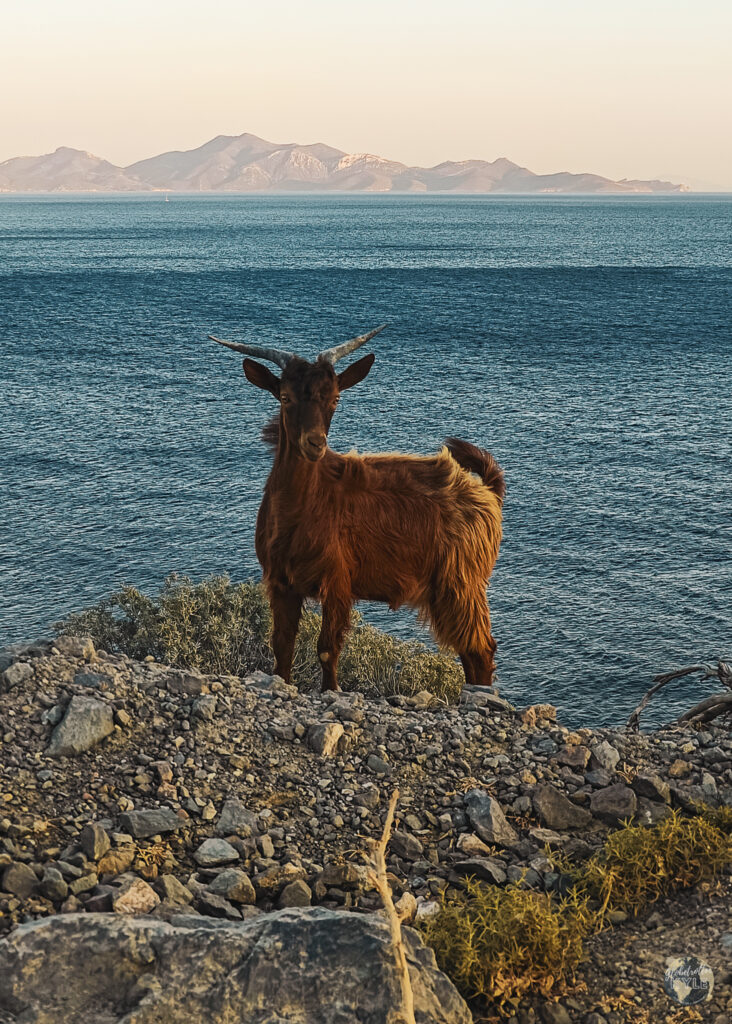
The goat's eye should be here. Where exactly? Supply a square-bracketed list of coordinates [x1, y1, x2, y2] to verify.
[281, 395, 290, 405]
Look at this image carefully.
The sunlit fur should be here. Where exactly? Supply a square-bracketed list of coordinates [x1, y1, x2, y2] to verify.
[243, 354, 504, 692]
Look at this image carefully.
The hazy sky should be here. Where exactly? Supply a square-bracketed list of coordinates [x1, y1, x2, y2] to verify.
[2, 0, 731, 188]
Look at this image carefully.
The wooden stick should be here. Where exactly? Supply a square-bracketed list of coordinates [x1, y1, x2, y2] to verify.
[366, 789, 416, 1024]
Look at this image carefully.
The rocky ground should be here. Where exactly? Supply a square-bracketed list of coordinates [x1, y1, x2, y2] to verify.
[0, 635, 730, 1023]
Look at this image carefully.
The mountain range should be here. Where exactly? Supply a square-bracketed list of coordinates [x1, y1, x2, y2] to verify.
[0, 132, 688, 194]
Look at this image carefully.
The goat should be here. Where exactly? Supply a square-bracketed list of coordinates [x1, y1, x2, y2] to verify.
[210, 325, 504, 692]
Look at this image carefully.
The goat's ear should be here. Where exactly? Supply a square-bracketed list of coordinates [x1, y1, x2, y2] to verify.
[337, 353, 375, 392]
[243, 358, 280, 398]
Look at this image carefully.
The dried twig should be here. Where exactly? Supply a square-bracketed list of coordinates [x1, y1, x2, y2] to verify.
[626, 659, 732, 731]
[365, 789, 416, 1024]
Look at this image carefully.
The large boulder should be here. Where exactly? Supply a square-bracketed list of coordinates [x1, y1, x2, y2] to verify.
[0, 909, 471, 1024]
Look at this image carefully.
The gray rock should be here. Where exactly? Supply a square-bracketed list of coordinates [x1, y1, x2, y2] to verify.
[196, 892, 241, 919]
[68, 873, 98, 897]
[254, 862, 307, 899]
[1, 862, 38, 899]
[154, 875, 193, 906]
[73, 671, 111, 690]
[0, 911, 471, 1023]
[460, 686, 511, 711]
[194, 839, 240, 868]
[206, 869, 255, 905]
[79, 823, 111, 861]
[215, 797, 258, 837]
[39, 867, 68, 902]
[319, 862, 369, 890]
[585, 768, 613, 788]
[258, 834, 275, 859]
[367, 754, 391, 775]
[307, 722, 344, 757]
[47, 696, 114, 757]
[541, 1004, 572, 1024]
[278, 879, 312, 908]
[464, 789, 518, 846]
[632, 772, 671, 803]
[590, 783, 637, 824]
[192, 695, 217, 721]
[119, 808, 183, 839]
[390, 830, 424, 861]
[589, 739, 620, 772]
[532, 784, 592, 830]
[453, 858, 507, 885]
[1, 661, 33, 690]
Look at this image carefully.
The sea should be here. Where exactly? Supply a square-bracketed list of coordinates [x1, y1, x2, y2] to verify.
[0, 193, 730, 728]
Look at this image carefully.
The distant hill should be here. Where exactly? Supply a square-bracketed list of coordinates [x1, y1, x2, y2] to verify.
[0, 132, 689, 193]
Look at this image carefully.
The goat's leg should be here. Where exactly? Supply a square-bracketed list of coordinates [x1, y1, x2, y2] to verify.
[317, 590, 352, 692]
[269, 583, 303, 684]
[429, 585, 497, 687]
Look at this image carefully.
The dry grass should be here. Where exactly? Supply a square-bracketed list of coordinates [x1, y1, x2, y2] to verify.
[419, 879, 596, 1014]
[570, 808, 731, 919]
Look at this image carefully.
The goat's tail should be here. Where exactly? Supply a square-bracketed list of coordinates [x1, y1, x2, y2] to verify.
[445, 436, 506, 505]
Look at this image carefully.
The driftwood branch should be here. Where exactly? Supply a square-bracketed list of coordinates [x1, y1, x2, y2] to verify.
[626, 659, 732, 731]
[365, 789, 416, 1024]
[677, 691, 732, 725]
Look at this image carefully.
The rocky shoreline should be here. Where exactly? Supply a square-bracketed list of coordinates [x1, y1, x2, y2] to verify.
[1, 635, 730, 1022]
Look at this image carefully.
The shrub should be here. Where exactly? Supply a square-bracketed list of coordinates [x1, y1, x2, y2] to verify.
[419, 879, 596, 1013]
[55, 574, 463, 701]
[576, 808, 731, 918]
[421, 808, 731, 1015]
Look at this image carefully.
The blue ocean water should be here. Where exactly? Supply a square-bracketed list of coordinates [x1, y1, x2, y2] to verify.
[1, 194, 730, 727]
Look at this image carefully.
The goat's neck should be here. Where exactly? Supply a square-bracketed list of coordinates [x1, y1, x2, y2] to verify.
[272, 434, 323, 495]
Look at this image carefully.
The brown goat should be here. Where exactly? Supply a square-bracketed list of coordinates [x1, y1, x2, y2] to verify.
[210, 325, 504, 692]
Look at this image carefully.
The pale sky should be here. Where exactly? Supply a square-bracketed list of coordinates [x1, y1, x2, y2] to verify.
[1, 0, 731, 189]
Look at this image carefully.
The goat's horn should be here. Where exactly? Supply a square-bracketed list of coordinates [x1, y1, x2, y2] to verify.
[208, 335, 296, 371]
[317, 323, 388, 365]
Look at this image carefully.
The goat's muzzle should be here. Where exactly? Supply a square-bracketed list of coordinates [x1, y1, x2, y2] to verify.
[301, 433, 327, 462]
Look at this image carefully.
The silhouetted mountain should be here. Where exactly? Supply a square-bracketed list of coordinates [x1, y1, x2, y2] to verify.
[0, 133, 689, 193]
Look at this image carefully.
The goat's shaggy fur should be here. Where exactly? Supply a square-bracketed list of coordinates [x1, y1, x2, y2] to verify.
[244, 353, 504, 691]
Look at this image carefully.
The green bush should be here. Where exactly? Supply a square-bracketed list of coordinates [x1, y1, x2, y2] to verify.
[55, 574, 463, 700]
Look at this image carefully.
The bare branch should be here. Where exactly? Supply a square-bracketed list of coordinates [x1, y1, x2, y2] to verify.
[365, 789, 416, 1024]
[318, 323, 388, 365]
[208, 334, 296, 370]
[627, 658, 732, 731]
[677, 691, 732, 725]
